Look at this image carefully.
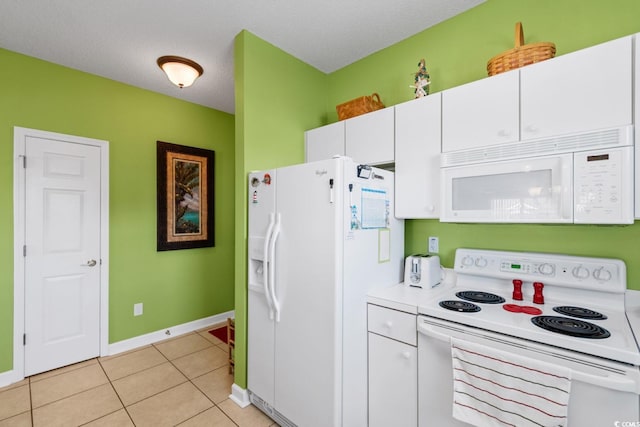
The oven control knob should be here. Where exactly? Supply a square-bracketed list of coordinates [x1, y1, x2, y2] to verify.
[572, 266, 589, 280]
[475, 257, 488, 268]
[461, 256, 474, 267]
[538, 263, 555, 276]
[593, 267, 612, 282]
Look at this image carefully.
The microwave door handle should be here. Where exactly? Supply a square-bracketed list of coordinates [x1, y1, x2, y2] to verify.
[263, 213, 276, 320]
[268, 213, 282, 322]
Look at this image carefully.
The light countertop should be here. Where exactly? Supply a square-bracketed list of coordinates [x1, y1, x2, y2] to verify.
[367, 268, 456, 314]
[370, 274, 640, 351]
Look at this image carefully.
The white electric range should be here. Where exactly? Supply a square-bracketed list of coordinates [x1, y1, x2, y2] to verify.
[416, 248, 640, 427]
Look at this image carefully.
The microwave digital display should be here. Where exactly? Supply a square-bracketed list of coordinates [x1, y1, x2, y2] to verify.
[587, 154, 609, 162]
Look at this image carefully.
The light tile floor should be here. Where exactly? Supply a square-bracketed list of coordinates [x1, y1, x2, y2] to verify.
[0, 325, 278, 427]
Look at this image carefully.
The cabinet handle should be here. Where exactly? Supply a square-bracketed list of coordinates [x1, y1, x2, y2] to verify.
[524, 125, 539, 134]
[497, 129, 510, 138]
[426, 205, 435, 212]
[402, 352, 412, 359]
[383, 321, 393, 328]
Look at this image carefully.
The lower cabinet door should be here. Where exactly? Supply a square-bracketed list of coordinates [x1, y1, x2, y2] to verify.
[368, 332, 417, 427]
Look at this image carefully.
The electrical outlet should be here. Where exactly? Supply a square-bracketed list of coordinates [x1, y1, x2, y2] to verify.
[134, 303, 143, 316]
[428, 236, 439, 253]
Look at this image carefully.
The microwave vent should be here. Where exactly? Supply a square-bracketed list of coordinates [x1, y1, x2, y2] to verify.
[441, 126, 633, 167]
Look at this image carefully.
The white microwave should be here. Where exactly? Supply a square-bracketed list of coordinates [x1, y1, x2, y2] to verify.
[440, 126, 634, 224]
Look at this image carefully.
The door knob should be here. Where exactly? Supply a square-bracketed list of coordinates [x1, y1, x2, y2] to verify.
[81, 259, 97, 267]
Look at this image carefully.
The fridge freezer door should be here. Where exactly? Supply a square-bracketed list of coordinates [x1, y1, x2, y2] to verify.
[247, 170, 277, 407]
[247, 289, 276, 405]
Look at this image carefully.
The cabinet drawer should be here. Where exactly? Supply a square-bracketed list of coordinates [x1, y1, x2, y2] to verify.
[367, 304, 416, 346]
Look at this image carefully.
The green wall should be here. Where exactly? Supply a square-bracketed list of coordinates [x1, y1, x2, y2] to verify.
[0, 48, 235, 374]
[327, 0, 640, 287]
[233, 31, 328, 387]
[232, 0, 640, 393]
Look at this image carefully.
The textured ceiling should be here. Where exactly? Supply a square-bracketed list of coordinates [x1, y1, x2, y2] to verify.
[0, 0, 484, 114]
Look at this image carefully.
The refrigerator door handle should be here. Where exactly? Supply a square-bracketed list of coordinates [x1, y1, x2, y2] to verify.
[263, 213, 276, 320]
[268, 213, 282, 322]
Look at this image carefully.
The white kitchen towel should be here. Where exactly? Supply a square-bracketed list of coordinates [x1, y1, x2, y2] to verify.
[451, 337, 572, 427]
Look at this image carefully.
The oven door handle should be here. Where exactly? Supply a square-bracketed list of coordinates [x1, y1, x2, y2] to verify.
[572, 370, 640, 393]
[418, 319, 640, 394]
[417, 320, 451, 342]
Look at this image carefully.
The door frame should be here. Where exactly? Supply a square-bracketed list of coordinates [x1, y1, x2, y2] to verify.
[12, 126, 109, 381]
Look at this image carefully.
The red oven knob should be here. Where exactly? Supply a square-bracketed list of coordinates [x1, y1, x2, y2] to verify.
[533, 282, 544, 304]
[512, 279, 523, 301]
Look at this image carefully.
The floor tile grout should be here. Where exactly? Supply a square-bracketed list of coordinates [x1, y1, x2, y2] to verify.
[0, 327, 268, 427]
[29, 379, 34, 427]
[95, 357, 137, 426]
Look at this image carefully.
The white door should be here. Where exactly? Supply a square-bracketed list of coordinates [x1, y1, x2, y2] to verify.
[23, 135, 102, 376]
[520, 35, 632, 141]
[441, 69, 519, 152]
[395, 93, 442, 218]
[305, 121, 345, 163]
[345, 107, 395, 165]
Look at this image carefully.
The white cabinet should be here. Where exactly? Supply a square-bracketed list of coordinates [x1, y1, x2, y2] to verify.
[521, 35, 632, 141]
[394, 94, 441, 218]
[368, 304, 417, 427]
[305, 106, 394, 165]
[345, 107, 395, 165]
[305, 121, 345, 162]
[442, 35, 633, 153]
[442, 70, 519, 152]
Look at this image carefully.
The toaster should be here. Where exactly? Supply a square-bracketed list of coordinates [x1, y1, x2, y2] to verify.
[404, 254, 441, 288]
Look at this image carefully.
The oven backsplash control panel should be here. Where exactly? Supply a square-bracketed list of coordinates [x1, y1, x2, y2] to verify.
[455, 248, 626, 292]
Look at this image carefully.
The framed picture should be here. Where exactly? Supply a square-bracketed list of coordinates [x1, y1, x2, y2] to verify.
[157, 141, 215, 251]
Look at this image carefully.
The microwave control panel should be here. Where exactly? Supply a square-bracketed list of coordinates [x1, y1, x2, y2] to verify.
[573, 146, 633, 224]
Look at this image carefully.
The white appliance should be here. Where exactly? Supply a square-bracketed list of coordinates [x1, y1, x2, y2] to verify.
[247, 157, 404, 427]
[417, 248, 640, 426]
[404, 254, 441, 288]
[441, 125, 634, 223]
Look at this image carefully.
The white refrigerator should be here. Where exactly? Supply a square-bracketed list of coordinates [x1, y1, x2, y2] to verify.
[247, 157, 404, 427]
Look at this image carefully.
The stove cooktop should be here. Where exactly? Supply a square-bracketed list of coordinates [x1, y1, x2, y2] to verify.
[417, 249, 640, 365]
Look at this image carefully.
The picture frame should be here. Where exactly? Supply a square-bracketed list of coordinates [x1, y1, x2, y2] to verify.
[157, 141, 215, 251]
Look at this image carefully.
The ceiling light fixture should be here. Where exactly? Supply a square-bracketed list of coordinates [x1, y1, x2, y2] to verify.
[157, 55, 203, 89]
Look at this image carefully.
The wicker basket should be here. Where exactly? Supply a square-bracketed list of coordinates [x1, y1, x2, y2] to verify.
[336, 93, 385, 121]
[487, 22, 556, 76]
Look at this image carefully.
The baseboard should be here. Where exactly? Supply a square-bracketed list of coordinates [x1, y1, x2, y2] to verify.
[0, 311, 234, 388]
[229, 383, 251, 408]
[107, 310, 234, 356]
[0, 369, 22, 388]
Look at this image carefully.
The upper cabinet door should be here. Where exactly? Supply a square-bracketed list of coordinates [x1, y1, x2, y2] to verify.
[394, 94, 441, 219]
[345, 107, 395, 165]
[305, 121, 345, 163]
[521, 36, 632, 141]
[442, 70, 519, 152]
